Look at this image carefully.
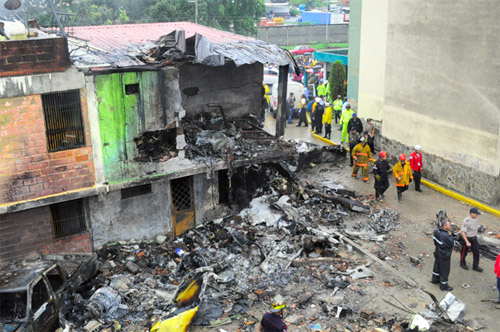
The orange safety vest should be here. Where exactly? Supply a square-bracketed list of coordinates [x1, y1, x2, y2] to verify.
[351, 143, 372, 167]
[393, 161, 413, 187]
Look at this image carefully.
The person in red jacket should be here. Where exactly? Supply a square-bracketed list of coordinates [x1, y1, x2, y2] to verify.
[409, 145, 423, 192]
[495, 252, 500, 309]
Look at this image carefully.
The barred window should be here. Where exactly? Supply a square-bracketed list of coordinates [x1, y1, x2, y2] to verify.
[171, 177, 193, 212]
[50, 199, 86, 239]
[42, 90, 85, 152]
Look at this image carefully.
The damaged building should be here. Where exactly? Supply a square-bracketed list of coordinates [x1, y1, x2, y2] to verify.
[0, 21, 298, 261]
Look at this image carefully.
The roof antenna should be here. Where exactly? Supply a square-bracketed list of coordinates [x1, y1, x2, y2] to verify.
[46, 0, 66, 37]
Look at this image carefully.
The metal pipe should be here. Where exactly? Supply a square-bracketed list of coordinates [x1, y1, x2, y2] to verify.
[46, 0, 66, 37]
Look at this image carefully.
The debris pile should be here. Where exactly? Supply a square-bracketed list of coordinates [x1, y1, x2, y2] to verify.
[183, 113, 294, 161]
[134, 129, 177, 162]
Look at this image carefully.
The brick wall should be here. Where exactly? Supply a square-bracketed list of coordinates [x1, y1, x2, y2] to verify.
[0, 90, 95, 205]
[0, 37, 70, 77]
[0, 206, 91, 263]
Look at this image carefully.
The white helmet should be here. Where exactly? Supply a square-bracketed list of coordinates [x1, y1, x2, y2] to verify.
[414, 145, 421, 151]
[360, 136, 365, 142]
[315, 97, 321, 103]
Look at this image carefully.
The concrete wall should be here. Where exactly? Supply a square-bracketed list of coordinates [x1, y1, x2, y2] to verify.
[257, 24, 349, 46]
[346, 0, 362, 104]
[356, 0, 388, 118]
[179, 63, 263, 119]
[357, 0, 500, 204]
[89, 173, 226, 248]
[0, 69, 94, 205]
[0, 205, 91, 263]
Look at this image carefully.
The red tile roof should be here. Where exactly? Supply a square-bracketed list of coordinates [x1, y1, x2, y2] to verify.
[70, 21, 253, 53]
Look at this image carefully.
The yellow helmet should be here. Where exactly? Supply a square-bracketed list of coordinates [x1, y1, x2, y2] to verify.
[270, 294, 286, 312]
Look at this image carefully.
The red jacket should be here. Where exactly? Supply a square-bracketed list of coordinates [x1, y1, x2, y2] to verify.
[495, 253, 500, 278]
[409, 151, 423, 172]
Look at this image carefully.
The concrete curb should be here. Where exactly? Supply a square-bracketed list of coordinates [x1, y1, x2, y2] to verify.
[305, 112, 500, 217]
[421, 179, 500, 217]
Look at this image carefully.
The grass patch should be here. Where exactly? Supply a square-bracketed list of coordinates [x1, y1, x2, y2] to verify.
[283, 42, 348, 50]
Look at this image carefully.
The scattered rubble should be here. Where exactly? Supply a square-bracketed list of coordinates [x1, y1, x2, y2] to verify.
[50, 156, 475, 332]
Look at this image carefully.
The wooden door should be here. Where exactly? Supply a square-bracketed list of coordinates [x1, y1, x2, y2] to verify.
[171, 176, 195, 236]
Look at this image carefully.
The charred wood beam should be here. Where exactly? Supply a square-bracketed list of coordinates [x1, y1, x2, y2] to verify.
[305, 188, 369, 214]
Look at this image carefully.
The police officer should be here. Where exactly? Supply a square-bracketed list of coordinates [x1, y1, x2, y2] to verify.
[459, 207, 483, 272]
[260, 295, 287, 332]
[431, 218, 455, 291]
[373, 151, 391, 202]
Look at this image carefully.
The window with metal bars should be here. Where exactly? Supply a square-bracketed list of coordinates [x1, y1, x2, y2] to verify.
[50, 199, 86, 239]
[171, 177, 193, 212]
[42, 90, 85, 152]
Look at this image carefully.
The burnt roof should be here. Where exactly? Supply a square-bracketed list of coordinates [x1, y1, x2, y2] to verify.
[0, 260, 56, 291]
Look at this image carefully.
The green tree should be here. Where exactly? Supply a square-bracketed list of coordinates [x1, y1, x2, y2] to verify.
[289, 0, 325, 10]
[329, 61, 346, 98]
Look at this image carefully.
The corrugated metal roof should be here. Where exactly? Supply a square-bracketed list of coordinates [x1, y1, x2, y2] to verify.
[69, 21, 250, 55]
[67, 21, 297, 69]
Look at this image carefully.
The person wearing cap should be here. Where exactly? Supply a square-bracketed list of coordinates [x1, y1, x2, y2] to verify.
[431, 218, 455, 291]
[322, 102, 333, 139]
[333, 95, 343, 124]
[459, 208, 483, 272]
[393, 154, 413, 203]
[373, 151, 391, 201]
[260, 295, 287, 332]
[365, 118, 375, 153]
[347, 113, 363, 166]
[409, 145, 423, 192]
[340, 104, 354, 147]
[351, 136, 373, 183]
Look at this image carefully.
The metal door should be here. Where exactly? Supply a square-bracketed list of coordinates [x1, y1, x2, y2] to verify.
[171, 176, 195, 236]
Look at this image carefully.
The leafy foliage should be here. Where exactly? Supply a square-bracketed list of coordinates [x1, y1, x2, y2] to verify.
[23, 0, 265, 35]
[329, 60, 346, 98]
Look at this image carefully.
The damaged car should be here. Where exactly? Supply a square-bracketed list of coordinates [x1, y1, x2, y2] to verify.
[0, 261, 68, 332]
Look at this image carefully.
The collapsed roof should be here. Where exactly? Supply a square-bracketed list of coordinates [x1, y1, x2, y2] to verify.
[67, 21, 297, 69]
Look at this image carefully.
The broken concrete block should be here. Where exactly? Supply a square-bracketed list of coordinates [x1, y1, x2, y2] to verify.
[126, 261, 140, 274]
[84, 320, 102, 331]
[156, 235, 167, 244]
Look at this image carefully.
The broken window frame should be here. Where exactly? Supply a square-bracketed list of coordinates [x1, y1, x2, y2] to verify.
[41, 89, 86, 152]
[0, 290, 28, 321]
[50, 199, 87, 239]
[121, 184, 153, 200]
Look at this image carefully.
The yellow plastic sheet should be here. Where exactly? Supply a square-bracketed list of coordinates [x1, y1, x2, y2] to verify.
[150, 307, 199, 332]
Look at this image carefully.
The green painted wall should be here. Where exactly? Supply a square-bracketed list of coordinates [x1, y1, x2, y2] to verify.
[347, 0, 362, 103]
[96, 71, 161, 184]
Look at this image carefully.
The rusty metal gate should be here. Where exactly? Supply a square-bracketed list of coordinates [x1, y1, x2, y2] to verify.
[171, 176, 195, 236]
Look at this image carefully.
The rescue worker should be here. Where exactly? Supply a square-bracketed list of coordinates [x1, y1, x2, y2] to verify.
[311, 97, 321, 125]
[393, 154, 413, 203]
[333, 95, 343, 124]
[262, 84, 270, 122]
[495, 251, 500, 309]
[286, 92, 295, 124]
[351, 136, 373, 183]
[322, 102, 333, 139]
[340, 104, 354, 147]
[347, 113, 363, 165]
[317, 80, 326, 97]
[431, 218, 455, 291]
[325, 81, 331, 103]
[409, 145, 423, 192]
[373, 151, 391, 202]
[314, 102, 324, 134]
[459, 207, 483, 272]
[260, 295, 287, 332]
[340, 97, 349, 130]
[365, 118, 375, 153]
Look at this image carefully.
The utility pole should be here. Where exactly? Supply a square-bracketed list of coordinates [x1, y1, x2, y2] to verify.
[188, 0, 198, 24]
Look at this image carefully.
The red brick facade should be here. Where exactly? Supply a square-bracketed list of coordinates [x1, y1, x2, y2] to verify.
[0, 37, 70, 77]
[0, 90, 95, 205]
[0, 206, 91, 262]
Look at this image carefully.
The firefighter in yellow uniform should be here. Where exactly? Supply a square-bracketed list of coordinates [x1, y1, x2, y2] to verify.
[351, 137, 374, 183]
[393, 154, 413, 203]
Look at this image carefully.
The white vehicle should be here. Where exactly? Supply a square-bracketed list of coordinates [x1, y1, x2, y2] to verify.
[269, 81, 305, 118]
